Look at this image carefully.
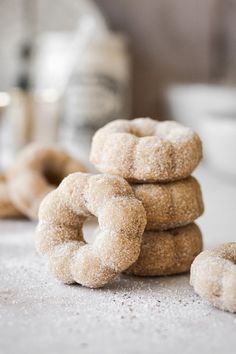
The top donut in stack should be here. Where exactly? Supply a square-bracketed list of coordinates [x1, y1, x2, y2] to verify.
[90, 117, 202, 183]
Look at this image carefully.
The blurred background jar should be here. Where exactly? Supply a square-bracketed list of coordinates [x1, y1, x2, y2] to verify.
[0, 0, 131, 167]
[62, 18, 131, 159]
[1, 42, 33, 168]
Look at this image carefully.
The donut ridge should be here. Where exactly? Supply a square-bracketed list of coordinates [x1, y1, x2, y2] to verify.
[35, 172, 147, 288]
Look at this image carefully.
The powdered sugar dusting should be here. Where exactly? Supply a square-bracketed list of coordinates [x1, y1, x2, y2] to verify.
[35, 173, 146, 288]
[1, 220, 236, 354]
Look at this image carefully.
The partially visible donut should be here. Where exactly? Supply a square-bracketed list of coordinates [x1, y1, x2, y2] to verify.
[190, 243, 236, 313]
[90, 118, 202, 182]
[126, 223, 203, 276]
[7, 144, 87, 220]
[0, 174, 22, 218]
[35, 173, 147, 288]
[132, 176, 204, 230]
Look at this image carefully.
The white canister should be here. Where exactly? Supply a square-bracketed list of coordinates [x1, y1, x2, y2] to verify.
[199, 113, 236, 177]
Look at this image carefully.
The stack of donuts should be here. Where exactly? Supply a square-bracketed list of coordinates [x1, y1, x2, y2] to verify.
[90, 117, 204, 277]
[3, 120, 236, 312]
[34, 117, 204, 289]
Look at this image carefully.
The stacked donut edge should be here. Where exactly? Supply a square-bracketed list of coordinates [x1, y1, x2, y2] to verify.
[90, 118, 204, 277]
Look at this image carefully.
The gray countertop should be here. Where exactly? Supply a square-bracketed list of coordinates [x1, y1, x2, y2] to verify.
[1, 165, 236, 354]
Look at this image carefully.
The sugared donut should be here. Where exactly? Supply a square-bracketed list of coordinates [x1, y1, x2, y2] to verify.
[132, 176, 204, 230]
[126, 223, 203, 276]
[190, 243, 236, 313]
[7, 144, 86, 220]
[35, 173, 147, 288]
[0, 174, 22, 218]
[90, 118, 202, 182]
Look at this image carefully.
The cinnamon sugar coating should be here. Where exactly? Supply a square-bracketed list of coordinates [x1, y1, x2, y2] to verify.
[190, 243, 236, 313]
[7, 144, 86, 220]
[35, 173, 147, 288]
[90, 118, 202, 182]
[126, 223, 203, 276]
[132, 176, 204, 230]
[0, 174, 22, 218]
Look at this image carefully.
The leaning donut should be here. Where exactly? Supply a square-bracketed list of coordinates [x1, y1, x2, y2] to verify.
[190, 243, 236, 313]
[0, 174, 22, 218]
[132, 176, 204, 230]
[7, 144, 86, 220]
[90, 118, 202, 182]
[35, 173, 147, 288]
[126, 223, 203, 276]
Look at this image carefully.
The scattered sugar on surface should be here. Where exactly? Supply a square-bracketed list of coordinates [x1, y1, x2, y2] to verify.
[1, 220, 236, 354]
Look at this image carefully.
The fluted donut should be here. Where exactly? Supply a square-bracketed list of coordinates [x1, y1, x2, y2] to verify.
[190, 243, 236, 313]
[90, 118, 202, 182]
[126, 223, 203, 276]
[7, 144, 86, 220]
[0, 174, 22, 218]
[35, 173, 147, 288]
[132, 176, 204, 230]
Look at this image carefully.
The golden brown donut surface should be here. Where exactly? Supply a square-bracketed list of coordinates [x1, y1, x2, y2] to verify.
[0, 174, 23, 218]
[35, 172, 147, 288]
[126, 223, 203, 276]
[90, 118, 202, 182]
[190, 243, 236, 313]
[7, 144, 87, 220]
[132, 176, 204, 230]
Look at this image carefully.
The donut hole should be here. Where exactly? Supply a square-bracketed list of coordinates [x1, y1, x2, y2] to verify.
[129, 126, 155, 138]
[43, 167, 64, 187]
[83, 217, 98, 244]
[128, 123, 187, 141]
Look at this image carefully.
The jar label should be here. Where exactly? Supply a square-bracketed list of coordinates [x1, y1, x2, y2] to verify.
[64, 72, 129, 130]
